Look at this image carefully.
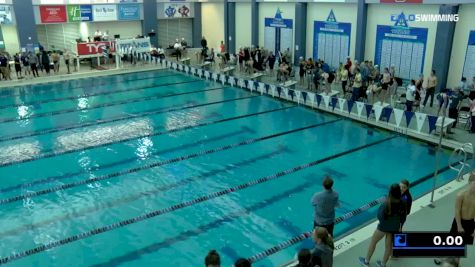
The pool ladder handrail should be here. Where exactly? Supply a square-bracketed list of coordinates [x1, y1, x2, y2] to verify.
[449, 143, 473, 181]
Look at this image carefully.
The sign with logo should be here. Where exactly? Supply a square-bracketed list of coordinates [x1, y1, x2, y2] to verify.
[67, 5, 93, 22]
[92, 4, 117, 21]
[381, 0, 423, 3]
[116, 38, 151, 54]
[0, 5, 13, 25]
[164, 3, 191, 18]
[118, 4, 140, 20]
[264, 8, 293, 57]
[40, 5, 68, 23]
[77, 41, 116, 56]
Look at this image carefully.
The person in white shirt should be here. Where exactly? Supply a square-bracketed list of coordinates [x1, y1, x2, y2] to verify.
[406, 79, 416, 112]
[173, 39, 182, 60]
[94, 30, 102, 36]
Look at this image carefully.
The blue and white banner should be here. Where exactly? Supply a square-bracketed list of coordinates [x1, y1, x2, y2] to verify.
[116, 37, 151, 54]
[374, 12, 428, 81]
[264, 8, 293, 55]
[313, 10, 351, 70]
[118, 4, 140, 20]
[415, 112, 427, 133]
[0, 5, 13, 25]
[462, 31, 475, 83]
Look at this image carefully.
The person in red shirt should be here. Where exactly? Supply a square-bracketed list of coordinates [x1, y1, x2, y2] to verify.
[344, 57, 352, 72]
[220, 41, 225, 53]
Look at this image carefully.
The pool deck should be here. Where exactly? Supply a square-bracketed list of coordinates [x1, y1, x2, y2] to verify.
[333, 175, 475, 267]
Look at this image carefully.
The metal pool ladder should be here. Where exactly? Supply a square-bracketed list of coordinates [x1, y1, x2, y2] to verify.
[449, 143, 473, 181]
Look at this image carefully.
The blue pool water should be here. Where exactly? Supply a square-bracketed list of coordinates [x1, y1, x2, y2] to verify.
[0, 69, 461, 266]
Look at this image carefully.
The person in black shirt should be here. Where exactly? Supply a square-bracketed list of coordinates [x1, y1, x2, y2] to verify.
[201, 36, 207, 49]
[399, 179, 412, 229]
[359, 184, 406, 267]
[297, 249, 314, 267]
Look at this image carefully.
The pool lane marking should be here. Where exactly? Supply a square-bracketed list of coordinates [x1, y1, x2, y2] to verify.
[0, 105, 296, 193]
[0, 135, 394, 265]
[0, 70, 175, 99]
[0, 74, 193, 110]
[0, 119, 342, 204]
[0, 147, 289, 239]
[90, 178, 313, 267]
[0, 94, 260, 168]
[0, 89, 266, 143]
[244, 162, 461, 264]
[0, 80, 211, 123]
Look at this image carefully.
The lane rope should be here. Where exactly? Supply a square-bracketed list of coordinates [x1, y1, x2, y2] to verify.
[0, 119, 342, 205]
[0, 106, 296, 193]
[0, 135, 395, 265]
[0, 70, 172, 99]
[0, 74, 192, 110]
[0, 94, 258, 168]
[0, 80, 211, 124]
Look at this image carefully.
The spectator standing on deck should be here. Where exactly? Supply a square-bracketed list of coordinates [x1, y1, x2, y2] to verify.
[359, 184, 406, 267]
[311, 176, 340, 236]
[423, 69, 438, 108]
[64, 50, 71, 74]
[399, 179, 412, 230]
[204, 250, 220, 267]
[312, 226, 335, 267]
[234, 258, 251, 267]
[435, 172, 475, 266]
[28, 52, 39, 77]
[297, 249, 314, 267]
[405, 80, 416, 112]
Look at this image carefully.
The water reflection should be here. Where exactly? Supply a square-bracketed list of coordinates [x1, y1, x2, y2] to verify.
[77, 98, 89, 110]
[136, 137, 154, 160]
[17, 105, 30, 119]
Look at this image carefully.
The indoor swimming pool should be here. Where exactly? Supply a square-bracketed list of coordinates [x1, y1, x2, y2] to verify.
[0, 69, 460, 266]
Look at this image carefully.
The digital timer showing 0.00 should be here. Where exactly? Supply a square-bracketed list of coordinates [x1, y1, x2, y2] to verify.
[433, 235, 464, 246]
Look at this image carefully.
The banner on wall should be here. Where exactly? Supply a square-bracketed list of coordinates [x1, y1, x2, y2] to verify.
[118, 4, 140, 20]
[264, 8, 293, 56]
[380, 0, 423, 3]
[92, 5, 118, 21]
[77, 41, 116, 56]
[116, 37, 151, 55]
[163, 3, 191, 18]
[40, 5, 68, 23]
[462, 31, 475, 81]
[313, 10, 351, 70]
[67, 5, 93, 22]
[0, 5, 13, 25]
[374, 12, 428, 81]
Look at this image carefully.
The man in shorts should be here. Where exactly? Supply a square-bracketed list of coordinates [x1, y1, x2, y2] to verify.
[435, 172, 475, 265]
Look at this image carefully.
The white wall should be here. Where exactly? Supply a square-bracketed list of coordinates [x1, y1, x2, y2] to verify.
[365, 4, 439, 79]
[201, 2, 224, 51]
[88, 21, 142, 39]
[306, 3, 357, 60]
[235, 2, 251, 52]
[2, 25, 20, 54]
[447, 4, 475, 88]
[258, 2, 295, 50]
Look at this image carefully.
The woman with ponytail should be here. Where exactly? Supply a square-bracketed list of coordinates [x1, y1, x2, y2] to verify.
[312, 226, 334, 267]
[359, 184, 407, 267]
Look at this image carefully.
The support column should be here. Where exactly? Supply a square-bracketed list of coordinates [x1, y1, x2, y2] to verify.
[12, 0, 38, 47]
[193, 2, 202, 48]
[294, 2, 307, 66]
[355, 0, 367, 62]
[142, 0, 158, 47]
[432, 5, 459, 92]
[224, 0, 236, 54]
[251, 0, 258, 46]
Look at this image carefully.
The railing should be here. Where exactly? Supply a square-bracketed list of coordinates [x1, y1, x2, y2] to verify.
[449, 143, 473, 181]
